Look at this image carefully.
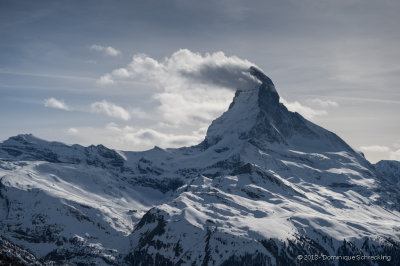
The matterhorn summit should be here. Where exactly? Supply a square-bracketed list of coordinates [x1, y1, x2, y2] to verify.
[206, 67, 357, 152]
[1, 67, 400, 265]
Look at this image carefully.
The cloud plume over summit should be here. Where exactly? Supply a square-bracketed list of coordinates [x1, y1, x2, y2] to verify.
[91, 49, 339, 149]
[99, 49, 260, 130]
[100, 49, 259, 91]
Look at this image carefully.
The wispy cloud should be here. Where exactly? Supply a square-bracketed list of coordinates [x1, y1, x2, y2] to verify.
[91, 100, 130, 121]
[90, 44, 120, 56]
[280, 98, 327, 119]
[64, 123, 205, 150]
[105, 122, 202, 148]
[43, 97, 134, 122]
[359, 145, 390, 152]
[359, 145, 400, 162]
[0, 70, 96, 81]
[307, 98, 339, 107]
[44, 97, 70, 111]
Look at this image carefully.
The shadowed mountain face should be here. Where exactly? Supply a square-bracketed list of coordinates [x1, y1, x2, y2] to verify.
[1, 67, 400, 265]
[205, 67, 358, 154]
[0, 235, 46, 266]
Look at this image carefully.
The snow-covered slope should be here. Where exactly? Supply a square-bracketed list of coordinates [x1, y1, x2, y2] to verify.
[126, 67, 400, 265]
[0, 134, 179, 264]
[1, 66, 400, 265]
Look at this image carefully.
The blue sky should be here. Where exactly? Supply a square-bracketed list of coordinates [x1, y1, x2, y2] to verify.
[1, 0, 399, 163]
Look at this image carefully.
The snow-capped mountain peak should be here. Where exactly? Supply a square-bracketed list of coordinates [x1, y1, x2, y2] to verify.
[1, 67, 400, 265]
[205, 67, 357, 155]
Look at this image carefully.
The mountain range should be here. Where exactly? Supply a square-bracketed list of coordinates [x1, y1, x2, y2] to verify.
[1, 67, 399, 265]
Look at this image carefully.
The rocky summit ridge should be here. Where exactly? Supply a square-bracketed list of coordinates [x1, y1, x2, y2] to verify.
[0, 67, 400, 265]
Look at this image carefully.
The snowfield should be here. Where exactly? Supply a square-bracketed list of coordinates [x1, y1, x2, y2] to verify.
[1, 67, 400, 265]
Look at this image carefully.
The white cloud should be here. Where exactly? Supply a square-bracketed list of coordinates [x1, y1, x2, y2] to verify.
[102, 49, 258, 89]
[105, 123, 202, 148]
[90, 44, 120, 56]
[359, 145, 391, 152]
[359, 145, 400, 163]
[98, 74, 114, 85]
[98, 49, 259, 129]
[112, 68, 130, 78]
[96, 49, 336, 149]
[67, 127, 78, 134]
[130, 107, 151, 119]
[44, 97, 70, 111]
[308, 98, 339, 107]
[68, 123, 203, 150]
[280, 98, 327, 119]
[91, 100, 131, 121]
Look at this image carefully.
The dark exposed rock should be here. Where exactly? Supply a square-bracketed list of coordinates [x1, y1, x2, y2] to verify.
[0, 234, 48, 266]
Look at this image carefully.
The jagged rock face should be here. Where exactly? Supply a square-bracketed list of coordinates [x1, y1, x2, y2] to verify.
[375, 160, 400, 188]
[205, 67, 358, 155]
[1, 67, 400, 265]
[0, 235, 46, 266]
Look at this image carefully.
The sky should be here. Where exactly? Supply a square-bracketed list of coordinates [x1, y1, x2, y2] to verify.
[0, 0, 399, 163]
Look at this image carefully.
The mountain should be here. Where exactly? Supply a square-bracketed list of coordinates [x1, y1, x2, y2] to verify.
[374, 160, 400, 189]
[1, 67, 400, 265]
[0, 235, 46, 266]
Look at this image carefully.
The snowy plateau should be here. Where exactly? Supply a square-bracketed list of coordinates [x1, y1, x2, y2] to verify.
[1, 67, 400, 266]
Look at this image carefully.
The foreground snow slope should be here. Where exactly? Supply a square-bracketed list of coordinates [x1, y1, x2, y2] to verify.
[1, 66, 400, 265]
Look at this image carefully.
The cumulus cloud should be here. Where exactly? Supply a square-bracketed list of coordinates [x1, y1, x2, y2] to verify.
[67, 127, 78, 134]
[90, 44, 120, 56]
[99, 49, 258, 89]
[130, 107, 151, 119]
[98, 74, 114, 85]
[280, 98, 327, 119]
[91, 100, 131, 121]
[308, 98, 339, 107]
[44, 97, 70, 111]
[96, 49, 337, 149]
[98, 49, 259, 128]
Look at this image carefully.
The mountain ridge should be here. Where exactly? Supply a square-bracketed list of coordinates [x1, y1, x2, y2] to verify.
[1, 67, 400, 265]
